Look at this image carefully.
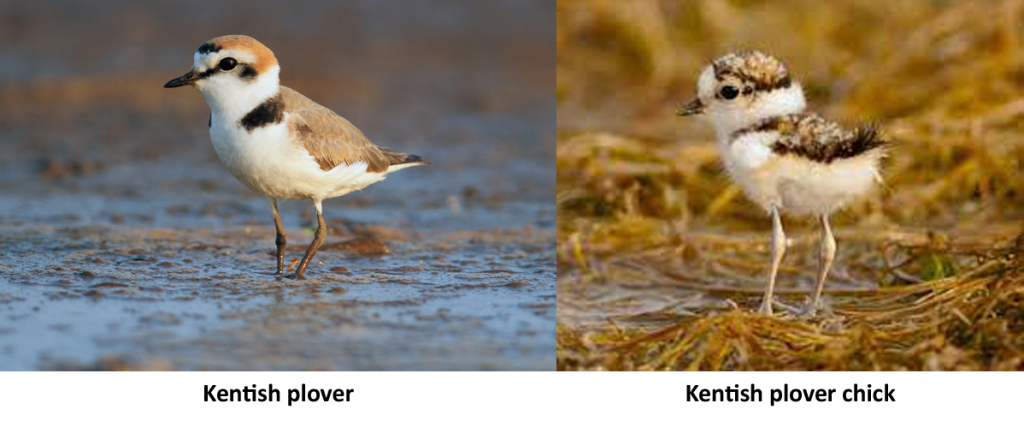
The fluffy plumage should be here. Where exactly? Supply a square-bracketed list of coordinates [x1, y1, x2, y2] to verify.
[734, 114, 886, 164]
[678, 50, 887, 316]
[711, 51, 792, 92]
[681, 51, 885, 216]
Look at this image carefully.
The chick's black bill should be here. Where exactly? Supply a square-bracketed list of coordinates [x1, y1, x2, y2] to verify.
[677, 98, 705, 116]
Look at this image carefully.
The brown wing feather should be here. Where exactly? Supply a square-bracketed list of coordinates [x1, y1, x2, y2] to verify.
[281, 86, 418, 173]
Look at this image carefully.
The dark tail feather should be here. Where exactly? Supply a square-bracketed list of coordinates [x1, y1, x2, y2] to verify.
[385, 151, 430, 167]
[398, 154, 429, 165]
[827, 124, 889, 162]
[852, 124, 889, 152]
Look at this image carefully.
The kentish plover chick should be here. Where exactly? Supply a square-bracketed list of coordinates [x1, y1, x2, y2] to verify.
[677, 51, 886, 316]
[165, 35, 427, 279]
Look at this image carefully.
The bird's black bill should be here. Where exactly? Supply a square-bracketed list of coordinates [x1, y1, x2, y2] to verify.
[676, 98, 705, 116]
[164, 70, 200, 88]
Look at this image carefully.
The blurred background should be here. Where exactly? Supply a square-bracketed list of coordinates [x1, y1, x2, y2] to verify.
[0, 0, 554, 370]
[1, 0, 552, 192]
[556, 0, 1024, 370]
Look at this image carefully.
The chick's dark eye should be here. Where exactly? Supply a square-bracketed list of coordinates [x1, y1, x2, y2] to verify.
[719, 85, 739, 100]
[219, 58, 237, 71]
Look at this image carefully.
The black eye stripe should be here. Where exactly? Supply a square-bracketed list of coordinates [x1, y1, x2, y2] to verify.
[193, 58, 254, 81]
[196, 68, 216, 79]
[239, 65, 258, 80]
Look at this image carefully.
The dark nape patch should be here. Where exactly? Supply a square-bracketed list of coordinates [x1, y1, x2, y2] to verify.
[197, 42, 221, 55]
[239, 92, 284, 132]
[239, 65, 258, 80]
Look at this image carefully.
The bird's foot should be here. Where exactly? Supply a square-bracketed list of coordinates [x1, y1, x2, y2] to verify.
[799, 298, 830, 319]
[282, 272, 307, 280]
[759, 299, 801, 317]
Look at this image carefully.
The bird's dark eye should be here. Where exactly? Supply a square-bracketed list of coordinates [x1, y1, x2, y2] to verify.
[219, 58, 237, 71]
[719, 85, 739, 100]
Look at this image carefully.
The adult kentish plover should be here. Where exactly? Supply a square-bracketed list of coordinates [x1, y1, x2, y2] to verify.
[165, 35, 427, 279]
[677, 51, 886, 316]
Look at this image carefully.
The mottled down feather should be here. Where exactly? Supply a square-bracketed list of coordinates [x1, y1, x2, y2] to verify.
[280, 87, 424, 172]
[733, 114, 887, 163]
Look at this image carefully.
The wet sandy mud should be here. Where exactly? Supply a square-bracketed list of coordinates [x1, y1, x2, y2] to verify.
[0, 0, 554, 370]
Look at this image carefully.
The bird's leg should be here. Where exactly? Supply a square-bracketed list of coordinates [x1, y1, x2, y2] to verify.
[269, 198, 287, 275]
[294, 200, 327, 280]
[760, 206, 786, 315]
[806, 214, 836, 317]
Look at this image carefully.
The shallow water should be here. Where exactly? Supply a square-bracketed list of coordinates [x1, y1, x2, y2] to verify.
[1, 231, 554, 371]
[0, 151, 554, 371]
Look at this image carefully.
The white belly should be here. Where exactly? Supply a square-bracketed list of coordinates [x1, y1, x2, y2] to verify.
[720, 134, 881, 216]
[209, 113, 386, 201]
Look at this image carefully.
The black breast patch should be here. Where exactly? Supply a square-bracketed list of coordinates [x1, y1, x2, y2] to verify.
[239, 92, 285, 132]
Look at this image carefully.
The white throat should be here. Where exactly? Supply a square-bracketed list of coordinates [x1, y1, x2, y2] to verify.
[196, 65, 281, 121]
